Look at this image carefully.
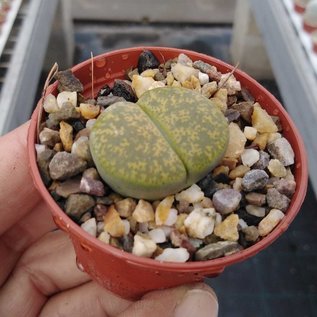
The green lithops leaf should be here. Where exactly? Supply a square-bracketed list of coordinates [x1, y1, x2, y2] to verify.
[90, 88, 229, 200]
[89, 102, 187, 200]
[137, 87, 229, 185]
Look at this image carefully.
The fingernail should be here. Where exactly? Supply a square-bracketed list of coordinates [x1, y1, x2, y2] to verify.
[174, 289, 218, 317]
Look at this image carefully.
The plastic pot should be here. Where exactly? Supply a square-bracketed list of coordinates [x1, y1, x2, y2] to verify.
[28, 47, 308, 299]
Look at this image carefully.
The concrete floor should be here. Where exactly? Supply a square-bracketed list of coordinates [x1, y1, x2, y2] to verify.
[72, 21, 317, 317]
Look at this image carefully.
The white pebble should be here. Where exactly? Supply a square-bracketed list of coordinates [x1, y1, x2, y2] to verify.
[198, 71, 209, 85]
[86, 119, 96, 130]
[35, 144, 46, 156]
[98, 231, 110, 244]
[171, 63, 198, 83]
[238, 218, 248, 230]
[175, 184, 204, 203]
[244, 126, 257, 140]
[57, 91, 77, 108]
[122, 219, 131, 235]
[81, 217, 97, 237]
[177, 53, 193, 66]
[184, 207, 215, 239]
[148, 81, 166, 90]
[155, 247, 190, 263]
[43, 94, 59, 113]
[215, 212, 222, 225]
[233, 177, 243, 191]
[258, 209, 284, 237]
[164, 208, 178, 226]
[132, 234, 157, 258]
[149, 228, 166, 243]
[241, 149, 260, 167]
[131, 75, 155, 98]
[267, 132, 282, 144]
[160, 225, 173, 238]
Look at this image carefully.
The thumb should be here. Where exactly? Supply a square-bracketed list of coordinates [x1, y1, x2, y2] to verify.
[118, 283, 218, 317]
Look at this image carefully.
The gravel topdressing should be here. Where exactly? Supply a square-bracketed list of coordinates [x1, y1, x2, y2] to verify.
[35, 50, 296, 263]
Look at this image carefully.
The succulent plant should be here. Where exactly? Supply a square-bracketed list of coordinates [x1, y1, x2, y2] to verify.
[89, 87, 229, 200]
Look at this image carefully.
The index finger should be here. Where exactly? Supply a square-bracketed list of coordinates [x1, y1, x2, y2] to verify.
[0, 122, 42, 235]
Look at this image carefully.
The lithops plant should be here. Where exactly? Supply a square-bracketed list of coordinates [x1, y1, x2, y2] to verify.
[89, 87, 229, 200]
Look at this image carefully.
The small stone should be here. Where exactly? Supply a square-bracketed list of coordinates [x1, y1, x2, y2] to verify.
[140, 68, 159, 77]
[55, 176, 81, 198]
[37, 148, 54, 186]
[241, 149, 260, 167]
[56, 91, 77, 108]
[96, 95, 125, 107]
[252, 133, 269, 150]
[46, 102, 80, 128]
[212, 189, 241, 215]
[201, 197, 213, 208]
[244, 126, 257, 140]
[252, 151, 270, 170]
[193, 60, 221, 81]
[221, 157, 238, 170]
[242, 226, 259, 242]
[214, 214, 239, 241]
[83, 167, 99, 180]
[65, 194, 95, 220]
[258, 209, 284, 237]
[131, 75, 155, 98]
[133, 199, 155, 223]
[242, 169, 269, 192]
[252, 103, 278, 133]
[175, 184, 205, 204]
[175, 214, 188, 232]
[178, 53, 193, 66]
[55, 69, 83, 92]
[271, 116, 283, 132]
[231, 101, 253, 123]
[240, 87, 255, 102]
[86, 119, 96, 130]
[74, 128, 90, 141]
[198, 71, 209, 85]
[132, 233, 157, 258]
[148, 81, 166, 90]
[71, 136, 92, 162]
[81, 217, 97, 237]
[214, 88, 228, 106]
[267, 137, 295, 166]
[154, 71, 165, 81]
[155, 195, 175, 225]
[164, 208, 178, 226]
[224, 123, 247, 159]
[268, 159, 287, 177]
[49, 151, 87, 180]
[115, 198, 136, 218]
[225, 109, 240, 122]
[39, 128, 61, 147]
[201, 81, 218, 98]
[210, 97, 227, 113]
[104, 205, 126, 237]
[184, 208, 216, 239]
[43, 94, 59, 113]
[238, 218, 248, 230]
[93, 204, 108, 222]
[218, 73, 241, 95]
[80, 175, 105, 197]
[137, 50, 160, 73]
[229, 165, 250, 179]
[232, 177, 243, 191]
[266, 188, 290, 212]
[245, 205, 266, 217]
[227, 95, 238, 107]
[274, 178, 296, 197]
[195, 241, 241, 260]
[171, 63, 199, 83]
[59, 121, 73, 152]
[149, 228, 166, 243]
[98, 231, 110, 244]
[79, 103, 100, 119]
[112, 79, 137, 102]
[245, 192, 266, 206]
[155, 247, 190, 262]
[197, 174, 217, 198]
[182, 75, 201, 92]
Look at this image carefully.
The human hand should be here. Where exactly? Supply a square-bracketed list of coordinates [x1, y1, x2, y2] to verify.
[0, 122, 218, 317]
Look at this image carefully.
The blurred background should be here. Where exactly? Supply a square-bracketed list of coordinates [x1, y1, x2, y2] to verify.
[0, 0, 316, 316]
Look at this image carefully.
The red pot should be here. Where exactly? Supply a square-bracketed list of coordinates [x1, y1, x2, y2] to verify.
[28, 47, 308, 299]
